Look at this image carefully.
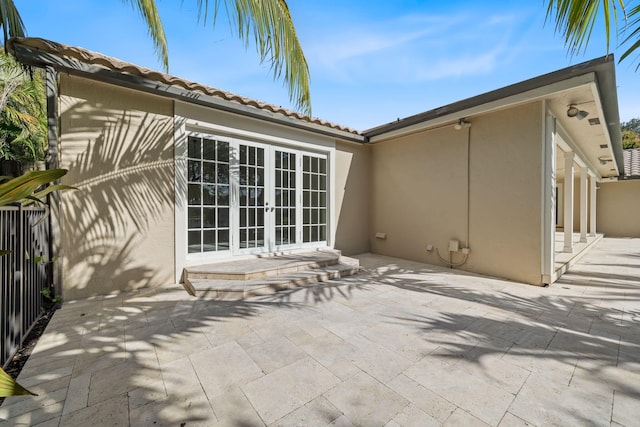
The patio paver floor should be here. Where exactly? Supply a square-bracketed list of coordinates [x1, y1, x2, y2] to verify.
[1, 237, 639, 426]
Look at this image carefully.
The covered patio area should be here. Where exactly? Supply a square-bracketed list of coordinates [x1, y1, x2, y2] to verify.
[554, 231, 603, 279]
[1, 238, 639, 426]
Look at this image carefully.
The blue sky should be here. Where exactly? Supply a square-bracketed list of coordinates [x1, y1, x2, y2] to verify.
[14, 0, 640, 130]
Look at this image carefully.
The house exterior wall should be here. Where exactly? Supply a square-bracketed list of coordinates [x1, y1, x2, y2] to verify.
[370, 102, 544, 285]
[57, 76, 369, 299]
[58, 75, 175, 300]
[597, 180, 640, 237]
[334, 141, 370, 255]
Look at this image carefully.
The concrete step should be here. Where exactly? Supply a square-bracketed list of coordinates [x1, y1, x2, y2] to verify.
[184, 249, 342, 281]
[183, 257, 360, 300]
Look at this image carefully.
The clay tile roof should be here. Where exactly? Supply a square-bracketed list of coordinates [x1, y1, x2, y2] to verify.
[623, 148, 640, 177]
[11, 37, 360, 136]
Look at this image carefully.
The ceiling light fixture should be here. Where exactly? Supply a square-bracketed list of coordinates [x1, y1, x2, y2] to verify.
[598, 156, 613, 165]
[567, 104, 589, 120]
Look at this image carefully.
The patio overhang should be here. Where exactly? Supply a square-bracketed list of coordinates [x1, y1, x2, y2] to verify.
[364, 56, 623, 180]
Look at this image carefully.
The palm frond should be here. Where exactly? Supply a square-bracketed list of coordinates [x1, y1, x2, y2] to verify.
[122, 0, 169, 71]
[0, 49, 47, 161]
[0, 367, 36, 397]
[620, 4, 640, 69]
[0, 169, 67, 206]
[197, 0, 311, 115]
[0, 0, 25, 48]
[545, 0, 625, 55]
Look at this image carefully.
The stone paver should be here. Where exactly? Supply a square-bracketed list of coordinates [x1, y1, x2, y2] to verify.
[1, 237, 640, 426]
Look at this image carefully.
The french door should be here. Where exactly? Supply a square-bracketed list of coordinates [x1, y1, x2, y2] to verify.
[186, 134, 328, 258]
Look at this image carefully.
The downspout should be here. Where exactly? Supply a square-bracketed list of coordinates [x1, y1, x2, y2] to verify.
[435, 121, 471, 268]
[45, 66, 62, 300]
[466, 124, 471, 250]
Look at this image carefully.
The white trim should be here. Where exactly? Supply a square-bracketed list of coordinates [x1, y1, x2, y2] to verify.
[579, 166, 588, 243]
[541, 103, 556, 284]
[563, 151, 575, 253]
[173, 114, 336, 274]
[589, 175, 597, 236]
[588, 80, 619, 176]
[183, 117, 334, 153]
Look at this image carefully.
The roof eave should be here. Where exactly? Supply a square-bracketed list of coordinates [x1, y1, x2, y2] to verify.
[9, 41, 366, 144]
[363, 56, 624, 174]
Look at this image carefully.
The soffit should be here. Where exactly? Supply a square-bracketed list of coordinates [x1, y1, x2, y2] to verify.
[549, 82, 618, 180]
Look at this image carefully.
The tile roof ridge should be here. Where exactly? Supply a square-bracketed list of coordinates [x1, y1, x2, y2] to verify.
[10, 37, 360, 136]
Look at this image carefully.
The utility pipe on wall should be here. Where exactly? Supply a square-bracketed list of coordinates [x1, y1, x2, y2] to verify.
[433, 119, 472, 268]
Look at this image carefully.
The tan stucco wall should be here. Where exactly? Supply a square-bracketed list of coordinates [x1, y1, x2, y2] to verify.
[59, 76, 175, 300]
[370, 102, 544, 285]
[335, 141, 370, 255]
[597, 180, 640, 237]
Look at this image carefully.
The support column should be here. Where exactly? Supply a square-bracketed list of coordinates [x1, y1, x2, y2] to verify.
[589, 174, 597, 236]
[541, 111, 556, 284]
[579, 166, 588, 243]
[563, 151, 574, 253]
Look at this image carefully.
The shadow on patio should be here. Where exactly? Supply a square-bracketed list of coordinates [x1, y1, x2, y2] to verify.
[1, 238, 639, 425]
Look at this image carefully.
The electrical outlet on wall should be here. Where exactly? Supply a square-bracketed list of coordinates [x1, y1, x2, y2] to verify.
[448, 240, 460, 252]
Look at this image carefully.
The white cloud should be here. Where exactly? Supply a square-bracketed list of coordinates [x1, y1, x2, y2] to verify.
[304, 8, 528, 83]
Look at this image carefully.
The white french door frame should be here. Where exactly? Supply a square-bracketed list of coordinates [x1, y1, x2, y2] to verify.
[174, 115, 336, 282]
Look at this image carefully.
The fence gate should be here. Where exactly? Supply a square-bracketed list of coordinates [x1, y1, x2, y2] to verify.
[0, 206, 51, 367]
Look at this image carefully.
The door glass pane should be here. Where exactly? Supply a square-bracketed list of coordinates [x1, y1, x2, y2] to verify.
[188, 161, 201, 182]
[302, 154, 327, 243]
[186, 135, 231, 253]
[275, 151, 296, 246]
[203, 163, 216, 183]
[203, 208, 216, 228]
[238, 144, 265, 250]
[203, 185, 215, 205]
[203, 138, 216, 160]
[218, 230, 229, 250]
[218, 164, 229, 184]
[188, 231, 201, 253]
[188, 184, 201, 205]
[203, 230, 216, 252]
[216, 185, 228, 205]
[188, 136, 201, 158]
[217, 141, 229, 162]
[188, 207, 201, 229]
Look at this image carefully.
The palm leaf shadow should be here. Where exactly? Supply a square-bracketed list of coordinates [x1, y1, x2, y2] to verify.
[60, 102, 178, 296]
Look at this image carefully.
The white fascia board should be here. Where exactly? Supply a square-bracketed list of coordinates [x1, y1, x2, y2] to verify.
[589, 81, 619, 176]
[368, 73, 597, 143]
